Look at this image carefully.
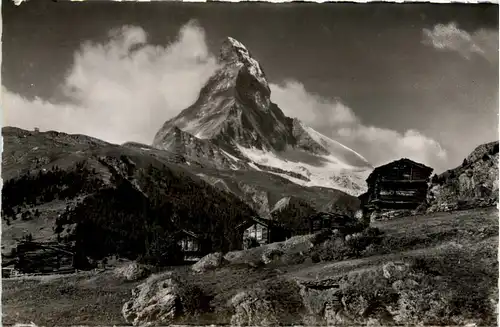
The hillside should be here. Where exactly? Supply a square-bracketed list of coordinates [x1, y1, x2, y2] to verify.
[125, 139, 361, 219]
[3, 207, 497, 326]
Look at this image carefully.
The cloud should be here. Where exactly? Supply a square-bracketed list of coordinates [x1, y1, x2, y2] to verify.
[337, 126, 447, 169]
[270, 81, 358, 128]
[3, 20, 219, 145]
[271, 81, 447, 169]
[422, 22, 498, 63]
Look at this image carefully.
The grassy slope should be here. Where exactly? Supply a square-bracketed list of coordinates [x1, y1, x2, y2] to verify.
[3, 206, 497, 326]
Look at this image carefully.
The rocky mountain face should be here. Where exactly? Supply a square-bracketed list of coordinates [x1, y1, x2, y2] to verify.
[427, 141, 499, 212]
[153, 37, 372, 196]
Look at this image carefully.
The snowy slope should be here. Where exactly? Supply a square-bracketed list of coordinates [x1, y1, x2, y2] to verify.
[235, 143, 370, 196]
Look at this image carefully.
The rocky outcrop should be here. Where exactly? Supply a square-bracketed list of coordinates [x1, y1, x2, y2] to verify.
[427, 141, 498, 213]
[122, 272, 205, 326]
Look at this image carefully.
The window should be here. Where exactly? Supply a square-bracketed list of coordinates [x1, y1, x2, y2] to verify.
[256, 227, 263, 240]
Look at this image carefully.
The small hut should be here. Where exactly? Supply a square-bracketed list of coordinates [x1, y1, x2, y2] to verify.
[360, 158, 433, 213]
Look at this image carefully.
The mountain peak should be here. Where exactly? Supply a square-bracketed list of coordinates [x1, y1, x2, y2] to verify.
[219, 36, 251, 63]
[219, 37, 269, 91]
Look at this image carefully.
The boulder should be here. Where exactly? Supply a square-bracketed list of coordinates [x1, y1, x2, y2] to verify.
[230, 289, 279, 326]
[382, 261, 410, 280]
[191, 252, 228, 273]
[114, 261, 152, 281]
[122, 272, 202, 326]
[261, 247, 284, 265]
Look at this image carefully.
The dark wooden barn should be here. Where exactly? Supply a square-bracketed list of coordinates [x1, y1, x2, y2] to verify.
[360, 158, 433, 212]
[237, 216, 288, 248]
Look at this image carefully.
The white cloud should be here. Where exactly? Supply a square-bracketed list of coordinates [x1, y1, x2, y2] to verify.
[270, 81, 358, 127]
[422, 22, 498, 63]
[337, 126, 447, 169]
[3, 20, 219, 145]
[271, 81, 447, 170]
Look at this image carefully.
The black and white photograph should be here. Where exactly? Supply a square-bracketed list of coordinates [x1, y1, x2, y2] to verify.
[1, 0, 499, 326]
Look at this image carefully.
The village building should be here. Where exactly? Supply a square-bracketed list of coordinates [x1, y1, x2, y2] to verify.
[359, 158, 433, 216]
[237, 216, 288, 248]
[237, 212, 355, 249]
[177, 229, 204, 262]
[9, 241, 75, 274]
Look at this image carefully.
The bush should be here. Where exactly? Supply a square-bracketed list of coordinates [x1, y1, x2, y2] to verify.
[308, 227, 384, 263]
[310, 229, 333, 246]
[243, 237, 260, 250]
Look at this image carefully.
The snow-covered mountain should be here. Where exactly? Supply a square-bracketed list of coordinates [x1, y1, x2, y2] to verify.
[153, 37, 372, 196]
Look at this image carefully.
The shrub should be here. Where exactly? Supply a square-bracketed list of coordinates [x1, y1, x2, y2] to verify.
[308, 227, 384, 263]
[243, 237, 260, 250]
[310, 229, 332, 246]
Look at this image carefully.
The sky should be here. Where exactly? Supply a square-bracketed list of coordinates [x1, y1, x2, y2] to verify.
[2, 1, 498, 173]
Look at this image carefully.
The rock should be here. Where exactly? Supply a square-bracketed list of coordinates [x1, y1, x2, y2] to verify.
[342, 293, 370, 317]
[382, 261, 410, 280]
[324, 301, 353, 326]
[191, 252, 228, 273]
[122, 272, 202, 326]
[114, 262, 152, 281]
[261, 248, 284, 265]
[230, 289, 279, 326]
[392, 278, 419, 292]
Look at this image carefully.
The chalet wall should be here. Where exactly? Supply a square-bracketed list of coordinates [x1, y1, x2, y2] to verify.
[244, 223, 269, 244]
[179, 237, 200, 252]
[363, 159, 433, 215]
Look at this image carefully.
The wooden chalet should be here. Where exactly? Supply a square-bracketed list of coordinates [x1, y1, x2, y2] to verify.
[10, 241, 75, 274]
[177, 229, 204, 262]
[237, 216, 288, 248]
[360, 158, 433, 212]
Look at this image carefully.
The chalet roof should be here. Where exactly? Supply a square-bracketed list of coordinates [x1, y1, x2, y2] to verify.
[179, 229, 201, 239]
[367, 158, 433, 182]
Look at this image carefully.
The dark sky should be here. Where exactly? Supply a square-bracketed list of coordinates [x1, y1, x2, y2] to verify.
[2, 0, 498, 171]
